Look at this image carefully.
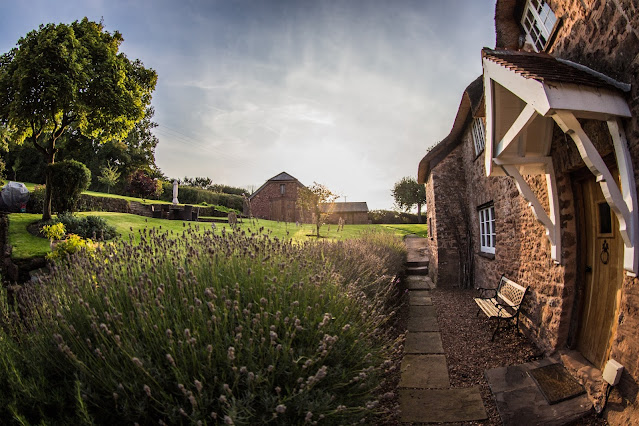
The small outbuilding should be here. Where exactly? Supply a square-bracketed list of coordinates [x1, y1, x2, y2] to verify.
[320, 202, 369, 225]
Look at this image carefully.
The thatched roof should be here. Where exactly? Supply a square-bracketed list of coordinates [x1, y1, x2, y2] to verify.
[417, 75, 484, 183]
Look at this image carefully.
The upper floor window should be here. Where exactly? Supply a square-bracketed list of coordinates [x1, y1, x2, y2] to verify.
[472, 117, 486, 156]
[479, 204, 496, 254]
[522, 0, 557, 52]
[280, 184, 286, 195]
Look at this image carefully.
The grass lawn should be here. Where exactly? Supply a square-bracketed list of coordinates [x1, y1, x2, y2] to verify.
[8, 212, 420, 260]
[7, 214, 51, 259]
[380, 223, 429, 238]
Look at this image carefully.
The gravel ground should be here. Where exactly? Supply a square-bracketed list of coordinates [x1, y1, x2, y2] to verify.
[430, 287, 608, 426]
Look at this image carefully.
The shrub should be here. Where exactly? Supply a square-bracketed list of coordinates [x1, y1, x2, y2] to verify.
[52, 213, 117, 241]
[41, 213, 117, 241]
[47, 234, 96, 261]
[41, 222, 66, 241]
[0, 228, 405, 424]
[48, 160, 92, 213]
[160, 183, 244, 210]
[26, 184, 46, 214]
[368, 209, 420, 224]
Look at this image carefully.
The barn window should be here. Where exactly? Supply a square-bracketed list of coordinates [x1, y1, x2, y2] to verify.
[472, 117, 486, 156]
[478, 204, 496, 254]
[280, 184, 286, 195]
[521, 0, 557, 52]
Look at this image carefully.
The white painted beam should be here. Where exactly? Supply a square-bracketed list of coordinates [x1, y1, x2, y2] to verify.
[495, 104, 538, 158]
[607, 118, 639, 275]
[553, 111, 637, 274]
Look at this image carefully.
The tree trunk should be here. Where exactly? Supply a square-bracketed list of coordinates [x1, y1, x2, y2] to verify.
[42, 149, 56, 221]
[417, 203, 422, 223]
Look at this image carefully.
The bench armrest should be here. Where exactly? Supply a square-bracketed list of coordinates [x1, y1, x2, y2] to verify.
[477, 287, 497, 298]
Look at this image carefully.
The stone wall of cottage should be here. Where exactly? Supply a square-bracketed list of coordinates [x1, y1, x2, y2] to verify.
[424, 173, 438, 284]
[248, 181, 303, 222]
[428, 145, 469, 287]
[545, 1, 639, 422]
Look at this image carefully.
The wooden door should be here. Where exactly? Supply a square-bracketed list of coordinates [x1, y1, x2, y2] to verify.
[576, 175, 624, 369]
[270, 200, 282, 221]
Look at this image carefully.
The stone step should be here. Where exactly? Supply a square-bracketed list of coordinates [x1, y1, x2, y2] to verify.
[409, 292, 432, 306]
[406, 260, 429, 268]
[399, 387, 488, 423]
[407, 314, 439, 332]
[405, 331, 444, 354]
[399, 354, 449, 388]
[405, 276, 434, 290]
[406, 266, 429, 276]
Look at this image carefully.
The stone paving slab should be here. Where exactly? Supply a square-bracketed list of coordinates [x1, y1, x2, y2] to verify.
[399, 387, 487, 423]
[399, 354, 449, 388]
[409, 305, 437, 318]
[486, 360, 592, 426]
[405, 332, 444, 354]
[409, 292, 432, 306]
[405, 276, 434, 290]
[407, 315, 439, 332]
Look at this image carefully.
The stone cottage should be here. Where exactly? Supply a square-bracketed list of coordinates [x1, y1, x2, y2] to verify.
[320, 202, 369, 225]
[246, 172, 305, 222]
[418, 0, 639, 422]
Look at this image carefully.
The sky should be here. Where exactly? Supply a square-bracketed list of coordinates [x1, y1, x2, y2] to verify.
[0, 0, 495, 210]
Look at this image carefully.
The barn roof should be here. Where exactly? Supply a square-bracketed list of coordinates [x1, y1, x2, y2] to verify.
[249, 171, 303, 200]
[320, 202, 369, 213]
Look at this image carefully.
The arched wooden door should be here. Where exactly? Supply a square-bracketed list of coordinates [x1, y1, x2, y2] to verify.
[576, 174, 624, 370]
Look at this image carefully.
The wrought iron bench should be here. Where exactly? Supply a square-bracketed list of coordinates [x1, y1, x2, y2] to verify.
[474, 275, 528, 341]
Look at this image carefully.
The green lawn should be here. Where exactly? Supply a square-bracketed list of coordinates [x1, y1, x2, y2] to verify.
[8, 214, 51, 259]
[8, 213, 419, 260]
[381, 223, 429, 238]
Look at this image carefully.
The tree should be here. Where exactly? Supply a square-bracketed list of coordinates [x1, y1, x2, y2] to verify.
[0, 18, 157, 220]
[392, 176, 427, 223]
[59, 106, 162, 190]
[97, 161, 120, 194]
[127, 169, 160, 200]
[297, 182, 338, 238]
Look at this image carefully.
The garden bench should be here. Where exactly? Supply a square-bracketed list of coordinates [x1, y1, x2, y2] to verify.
[474, 275, 528, 341]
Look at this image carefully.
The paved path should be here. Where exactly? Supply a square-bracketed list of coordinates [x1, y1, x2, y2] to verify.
[399, 236, 487, 424]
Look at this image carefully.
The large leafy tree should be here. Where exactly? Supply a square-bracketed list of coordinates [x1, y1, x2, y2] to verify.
[0, 18, 157, 220]
[297, 182, 338, 238]
[59, 106, 162, 188]
[392, 176, 427, 223]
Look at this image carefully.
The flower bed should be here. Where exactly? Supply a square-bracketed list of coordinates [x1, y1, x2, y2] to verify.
[0, 227, 405, 424]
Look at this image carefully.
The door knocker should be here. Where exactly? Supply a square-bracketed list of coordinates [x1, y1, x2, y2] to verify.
[600, 240, 610, 265]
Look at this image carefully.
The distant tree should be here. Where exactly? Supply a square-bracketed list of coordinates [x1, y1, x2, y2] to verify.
[297, 182, 338, 238]
[392, 176, 426, 223]
[127, 169, 160, 200]
[0, 18, 157, 220]
[97, 161, 120, 194]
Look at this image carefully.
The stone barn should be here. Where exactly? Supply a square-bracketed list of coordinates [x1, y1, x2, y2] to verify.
[246, 172, 305, 222]
[320, 202, 369, 225]
[419, 0, 639, 422]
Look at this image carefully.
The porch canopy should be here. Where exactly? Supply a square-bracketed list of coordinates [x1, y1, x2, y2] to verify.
[482, 48, 638, 274]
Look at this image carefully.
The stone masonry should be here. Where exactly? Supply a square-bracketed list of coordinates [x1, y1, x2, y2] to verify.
[421, 1, 639, 422]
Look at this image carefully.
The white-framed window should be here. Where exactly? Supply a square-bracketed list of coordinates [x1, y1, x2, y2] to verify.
[472, 117, 486, 156]
[479, 204, 496, 254]
[280, 184, 286, 195]
[521, 0, 557, 52]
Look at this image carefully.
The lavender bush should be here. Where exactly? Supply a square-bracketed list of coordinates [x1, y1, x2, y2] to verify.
[0, 226, 406, 424]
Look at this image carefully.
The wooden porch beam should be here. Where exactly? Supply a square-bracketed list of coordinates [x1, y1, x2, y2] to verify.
[495, 104, 538, 158]
[553, 110, 637, 274]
